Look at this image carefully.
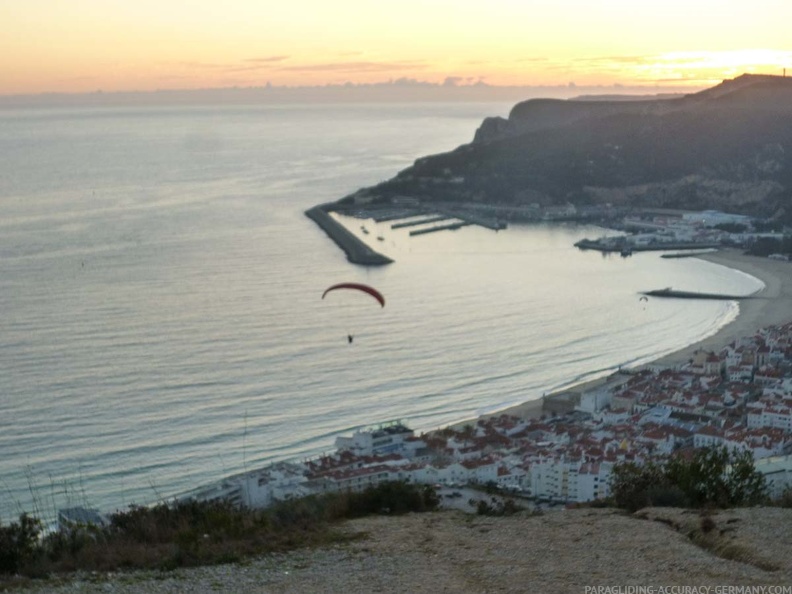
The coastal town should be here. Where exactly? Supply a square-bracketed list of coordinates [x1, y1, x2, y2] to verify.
[163, 206, 792, 515]
[181, 319, 792, 511]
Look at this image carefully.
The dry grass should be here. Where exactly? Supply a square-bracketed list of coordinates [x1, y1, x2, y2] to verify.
[0, 481, 438, 584]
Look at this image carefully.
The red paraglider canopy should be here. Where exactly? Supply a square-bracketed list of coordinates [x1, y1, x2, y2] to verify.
[322, 283, 385, 307]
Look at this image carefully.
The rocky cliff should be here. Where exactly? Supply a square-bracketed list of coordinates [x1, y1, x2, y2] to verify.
[345, 74, 792, 222]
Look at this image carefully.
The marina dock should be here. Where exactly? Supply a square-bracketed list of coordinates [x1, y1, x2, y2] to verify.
[391, 215, 451, 229]
[306, 201, 506, 264]
[433, 205, 506, 231]
[410, 221, 471, 235]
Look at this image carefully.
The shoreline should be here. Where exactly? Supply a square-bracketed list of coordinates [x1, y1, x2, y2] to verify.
[451, 248, 792, 428]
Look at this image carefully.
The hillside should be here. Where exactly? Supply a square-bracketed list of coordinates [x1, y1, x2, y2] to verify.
[34, 507, 792, 593]
[343, 74, 792, 222]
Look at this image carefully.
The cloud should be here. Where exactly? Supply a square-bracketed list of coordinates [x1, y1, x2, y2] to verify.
[515, 57, 551, 64]
[566, 50, 792, 80]
[244, 56, 290, 64]
[388, 77, 432, 86]
[56, 75, 101, 83]
[167, 60, 286, 75]
[171, 61, 231, 71]
[442, 76, 463, 87]
[278, 60, 428, 74]
[572, 55, 655, 65]
[223, 64, 280, 74]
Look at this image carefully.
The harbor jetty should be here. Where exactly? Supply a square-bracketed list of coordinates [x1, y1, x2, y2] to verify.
[574, 238, 721, 253]
[660, 250, 718, 259]
[304, 205, 393, 266]
[642, 288, 755, 300]
[306, 200, 507, 264]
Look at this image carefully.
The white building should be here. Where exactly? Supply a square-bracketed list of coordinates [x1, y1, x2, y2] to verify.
[746, 403, 792, 432]
[682, 210, 752, 227]
[334, 421, 414, 456]
[576, 461, 613, 502]
[240, 463, 310, 508]
[755, 455, 792, 499]
[693, 425, 726, 449]
[577, 374, 633, 413]
[527, 458, 613, 503]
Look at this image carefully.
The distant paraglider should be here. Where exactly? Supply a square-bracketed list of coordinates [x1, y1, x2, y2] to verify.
[322, 282, 385, 344]
[322, 283, 385, 307]
[639, 296, 648, 303]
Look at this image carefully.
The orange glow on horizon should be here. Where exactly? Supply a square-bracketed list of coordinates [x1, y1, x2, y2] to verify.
[1, 1, 791, 96]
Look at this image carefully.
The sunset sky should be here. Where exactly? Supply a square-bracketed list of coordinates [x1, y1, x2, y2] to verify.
[2, 0, 792, 95]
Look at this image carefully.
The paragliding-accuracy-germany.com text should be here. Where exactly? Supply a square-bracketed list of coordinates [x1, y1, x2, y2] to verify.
[584, 586, 792, 594]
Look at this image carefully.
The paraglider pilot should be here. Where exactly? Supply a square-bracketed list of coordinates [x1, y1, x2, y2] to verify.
[321, 283, 384, 346]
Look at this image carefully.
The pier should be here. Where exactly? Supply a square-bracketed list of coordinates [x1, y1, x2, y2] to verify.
[306, 200, 507, 265]
[575, 239, 721, 253]
[409, 221, 471, 235]
[391, 215, 452, 229]
[304, 205, 393, 266]
[642, 288, 754, 300]
[660, 251, 718, 259]
[433, 204, 506, 231]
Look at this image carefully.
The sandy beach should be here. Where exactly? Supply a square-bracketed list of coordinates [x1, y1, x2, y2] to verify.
[459, 248, 792, 427]
[654, 249, 792, 364]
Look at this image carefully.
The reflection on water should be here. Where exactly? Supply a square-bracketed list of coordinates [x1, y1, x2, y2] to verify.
[0, 103, 762, 521]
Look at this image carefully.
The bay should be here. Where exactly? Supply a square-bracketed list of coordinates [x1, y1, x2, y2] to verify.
[0, 102, 762, 521]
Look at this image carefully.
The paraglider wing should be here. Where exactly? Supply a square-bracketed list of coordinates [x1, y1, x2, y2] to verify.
[639, 296, 648, 302]
[322, 283, 385, 307]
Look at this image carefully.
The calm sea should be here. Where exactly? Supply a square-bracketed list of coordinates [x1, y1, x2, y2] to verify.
[0, 102, 763, 521]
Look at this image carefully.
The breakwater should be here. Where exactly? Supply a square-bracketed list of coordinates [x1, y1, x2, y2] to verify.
[660, 251, 718, 259]
[575, 239, 721, 253]
[642, 288, 753, 300]
[304, 205, 393, 266]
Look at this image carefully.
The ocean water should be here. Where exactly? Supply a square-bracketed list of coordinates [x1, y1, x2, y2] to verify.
[0, 102, 763, 521]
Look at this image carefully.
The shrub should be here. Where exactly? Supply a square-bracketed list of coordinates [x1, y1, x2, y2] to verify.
[610, 460, 669, 512]
[470, 496, 524, 516]
[644, 485, 689, 509]
[664, 447, 767, 508]
[343, 481, 438, 517]
[775, 487, 792, 508]
[1, 480, 440, 581]
[0, 514, 43, 575]
[611, 446, 768, 512]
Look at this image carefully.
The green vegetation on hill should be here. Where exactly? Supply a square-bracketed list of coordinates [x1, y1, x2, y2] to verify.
[0, 481, 438, 583]
[610, 446, 768, 512]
